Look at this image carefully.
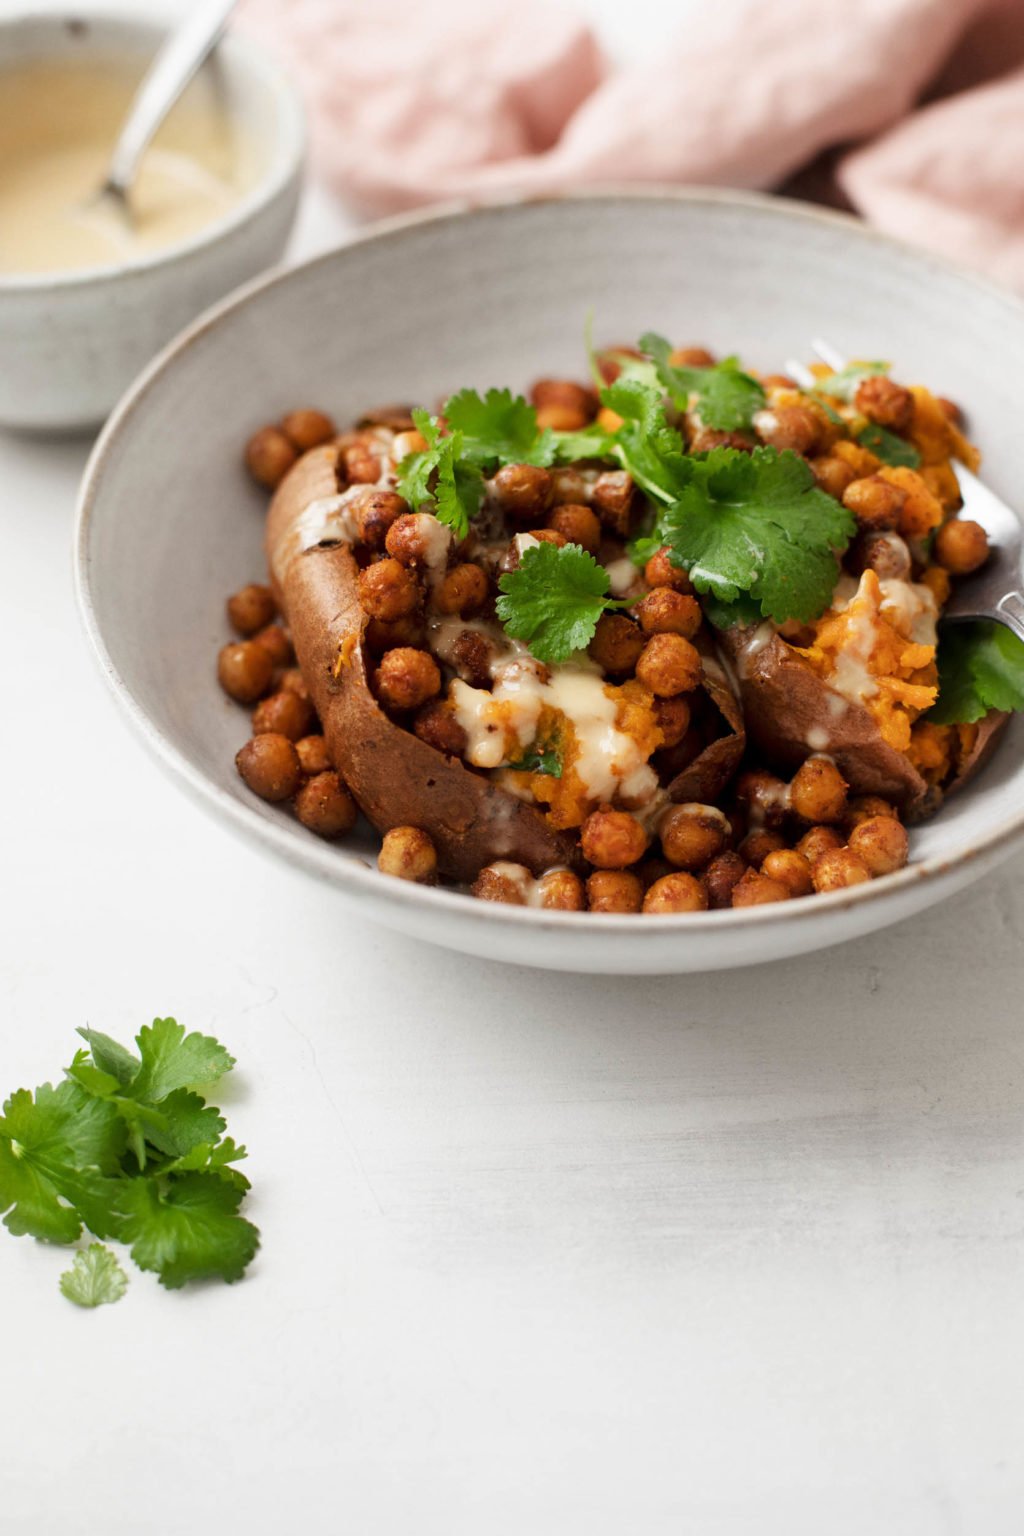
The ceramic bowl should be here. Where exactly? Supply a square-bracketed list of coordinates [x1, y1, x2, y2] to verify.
[76, 191, 1024, 973]
[0, 11, 304, 432]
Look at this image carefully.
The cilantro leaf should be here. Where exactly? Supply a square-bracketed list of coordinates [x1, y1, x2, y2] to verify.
[0, 1082, 125, 1243]
[549, 422, 618, 463]
[812, 361, 889, 403]
[119, 1173, 259, 1289]
[443, 388, 554, 468]
[506, 745, 563, 777]
[60, 1243, 128, 1308]
[164, 1137, 250, 1191]
[77, 1029, 140, 1087]
[658, 447, 856, 625]
[395, 410, 484, 539]
[496, 541, 624, 664]
[856, 423, 921, 468]
[930, 622, 1024, 724]
[700, 592, 764, 631]
[640, 332, 766, 432]
[600, 379, 691, 503]
[131, 1018, 235, 1103]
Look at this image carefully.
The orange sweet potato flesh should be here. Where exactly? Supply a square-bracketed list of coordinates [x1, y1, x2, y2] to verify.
[266, 448, 579, 881]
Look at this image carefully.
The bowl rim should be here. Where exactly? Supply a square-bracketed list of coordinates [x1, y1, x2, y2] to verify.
[0, 9, 306, 292]
[75, 185, 1024, 938]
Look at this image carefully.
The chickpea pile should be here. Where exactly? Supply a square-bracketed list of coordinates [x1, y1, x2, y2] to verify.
[218, 344, 989, 914]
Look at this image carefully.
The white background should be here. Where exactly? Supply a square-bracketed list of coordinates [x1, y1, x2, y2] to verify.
[3, 2, 1024, 1532]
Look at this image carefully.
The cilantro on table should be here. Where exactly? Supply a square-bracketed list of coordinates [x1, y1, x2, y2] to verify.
[0, 1019, 257, 1296]
[929, 622, 1024, 725]
[60, 1243, 128, 1309]
[856, 423, 921, 468]
[496, 541, 629, 665]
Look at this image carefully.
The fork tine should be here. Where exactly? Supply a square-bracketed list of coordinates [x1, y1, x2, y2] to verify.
[811, 337, 846, 370]
[785, 357, 816, 389]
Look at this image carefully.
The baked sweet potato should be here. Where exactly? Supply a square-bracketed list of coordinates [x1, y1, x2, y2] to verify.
[722, 624, 1009, 815]
[266, 447, 579, 881]
[661, 636, 745, 804]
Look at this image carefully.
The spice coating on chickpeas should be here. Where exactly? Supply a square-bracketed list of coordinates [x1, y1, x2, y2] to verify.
[225, 342, 1002, 915]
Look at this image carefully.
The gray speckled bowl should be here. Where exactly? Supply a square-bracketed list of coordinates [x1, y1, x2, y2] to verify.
[76, 191, 1024, 972]
[0, 12, 304, 432]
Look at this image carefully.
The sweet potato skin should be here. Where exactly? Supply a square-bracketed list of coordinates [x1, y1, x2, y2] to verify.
[266, 449, 579, 881]
[662, 637, 745, 804]
[723, 625, 930, 809]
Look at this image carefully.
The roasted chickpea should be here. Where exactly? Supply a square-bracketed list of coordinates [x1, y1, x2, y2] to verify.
[244, 425, 296, 489]
[279, 667, 310, 700]
[295, 771, 358, 839]
[281, 408, 336, 452]
[580, 808, 649, 869]
[378, 825, 438, 882]
[384, 511, 452, 571]
[753, 403, 820, 455]
[809, 454, 857, 500]
[591, 470, 635, 536]
[537, 402, 590, 431]
[364, 614, 426, 654]
[432, 562, 490, 617]
[934, 518, 989, 575]
[472, 864, 530, 904]
[450, 628, 499, 688]
[730, 869, 791, 907]
[530, 379, 597, 420]
[252, 623, 294, 668]
[536, 869, 586, 910]
[375, 648, 441, 712]
[812, 847, 871, 892]
[353, 490, 409, 551]
[660, 804, 728, 871]
[413, 699, 468, 757]
[217, 640, 274, 704]
[360, 404, 417, 432]
[588, 613, 644, 675]
[937, 396, 962, 425]
[653, 695, 692, 749]
[358, 558, 420, 621]
[636, 633, 702, 697]
[490, 463, 553, 522]
[642, 872, 708, 913]
[735, 769, 790, 827]
[636, 588, 702, 638]
[235, 733, 302, 801]
[341, 442, 382, 484]
[795, 824, 844, 863]
[252, 689, 316, 741]
[687, 427, 755, 454]
[643, 547, 692, 593]
[761, 848, 813, 898]
[547, 503, 601, 554]
[845, 796, 899, 829]
[854, 376, 914, 433]
[842, 475, 904, 533]
[848, 816, 909, 876]
[227, 583, 277, 636]
[669, 345, 715, 367]
[527, 528, 567, 548]
[738, 829, 786, 866]
[549, 467, 589, 506]
[852, 530, 912, 582]
[703, 851, 747, 909]
[295, 734, 331, 776]
[789, 756, 848, 824]
[585, 870, 644, 913]
[760, 373, 798, 389]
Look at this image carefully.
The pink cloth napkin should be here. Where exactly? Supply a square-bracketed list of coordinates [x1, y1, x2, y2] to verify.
[240, 0, 1024, 290]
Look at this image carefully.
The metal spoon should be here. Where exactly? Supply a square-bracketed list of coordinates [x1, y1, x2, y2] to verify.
[97, 0, 239, 218]
[786, 340, 1024, 644]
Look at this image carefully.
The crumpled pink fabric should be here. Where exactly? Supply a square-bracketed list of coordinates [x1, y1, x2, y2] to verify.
[240, 0, 1024, 290]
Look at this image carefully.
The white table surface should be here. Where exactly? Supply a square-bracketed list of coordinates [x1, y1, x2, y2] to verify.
[4, 3, 1024, 1532]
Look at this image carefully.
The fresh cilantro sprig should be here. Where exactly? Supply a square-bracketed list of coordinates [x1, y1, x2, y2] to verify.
[396, 410, 485, 540]
[639, 332, 766, 432]
[60, 1244, 129, 1308]
[655, 447, 856, 626]
[929, 622, 1024, 725]
[0, 1019, 258, 1298]
[856, 423, 921, 468]
[496, 542, 630, 665]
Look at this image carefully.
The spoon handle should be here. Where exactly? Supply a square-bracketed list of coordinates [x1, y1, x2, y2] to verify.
[103, 0, 239, 202]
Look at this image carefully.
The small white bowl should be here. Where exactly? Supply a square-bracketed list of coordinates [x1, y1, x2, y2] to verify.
[76, 191, 1024, 973]
[0, 11, 305, 432]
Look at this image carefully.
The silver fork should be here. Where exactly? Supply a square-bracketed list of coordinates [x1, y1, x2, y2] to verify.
[784, 338, 1024, 644]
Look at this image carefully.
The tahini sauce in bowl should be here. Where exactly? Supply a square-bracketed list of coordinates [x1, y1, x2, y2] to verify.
[0, 52, 264, 275]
